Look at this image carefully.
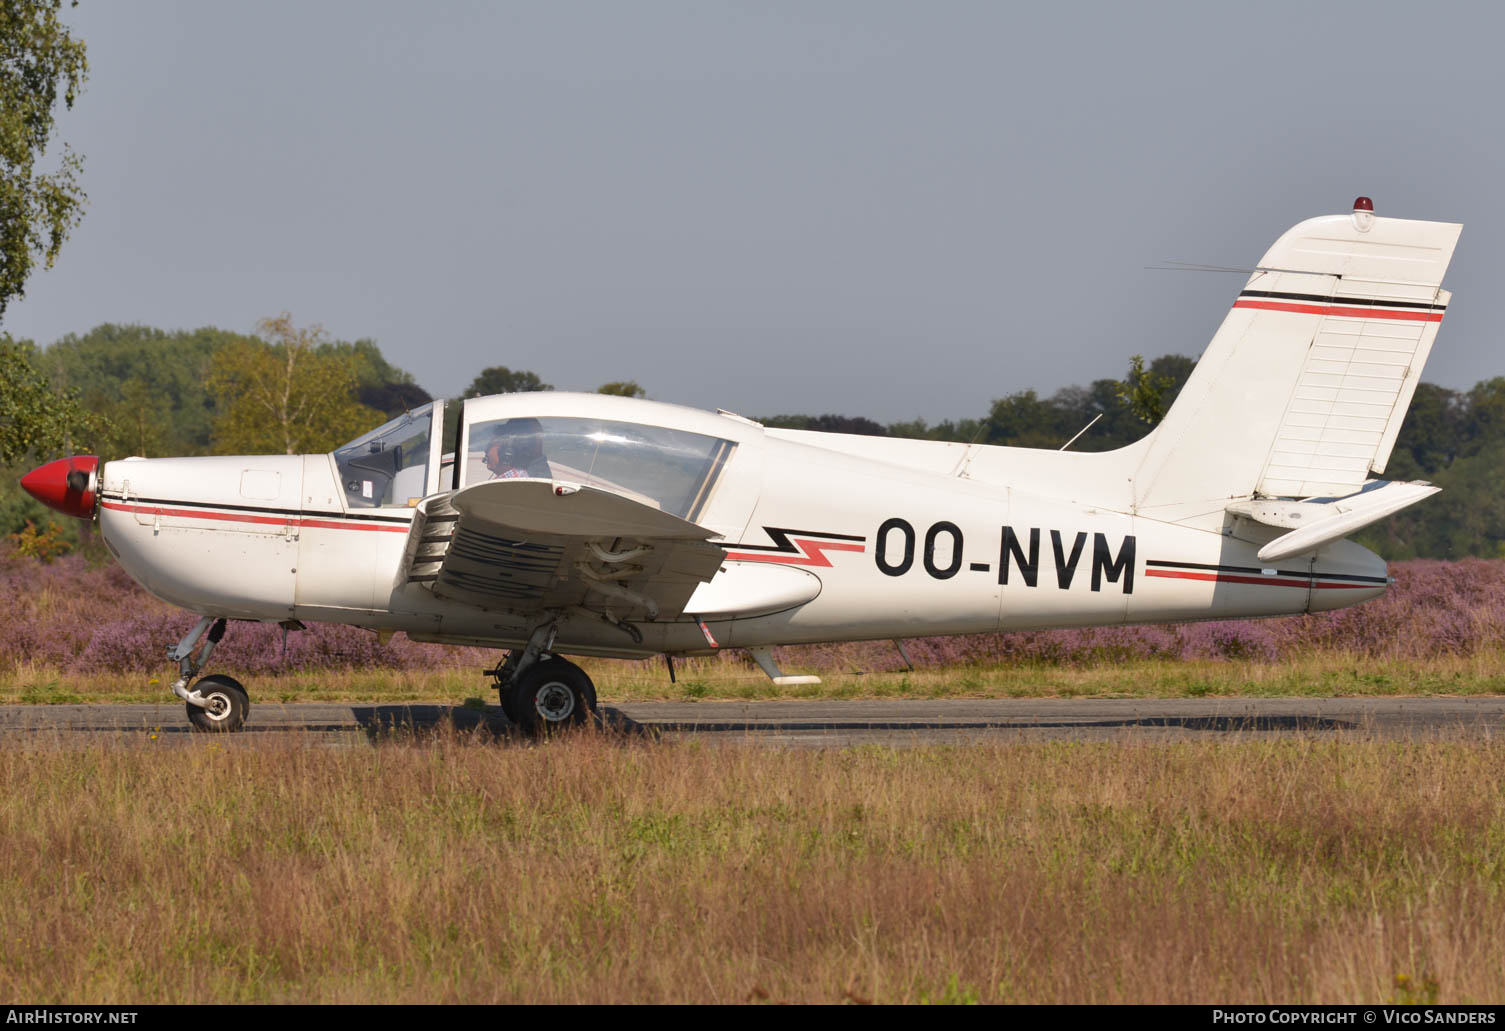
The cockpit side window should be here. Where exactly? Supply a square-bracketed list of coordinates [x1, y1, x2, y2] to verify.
[333, 406, 433, 508]
[463, 416, 734, 521]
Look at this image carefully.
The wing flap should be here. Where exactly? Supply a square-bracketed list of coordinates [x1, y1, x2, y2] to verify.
[405, 479, 726, 621]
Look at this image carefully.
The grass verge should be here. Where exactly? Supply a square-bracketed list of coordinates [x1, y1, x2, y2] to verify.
[0, 732, 1500, 1003]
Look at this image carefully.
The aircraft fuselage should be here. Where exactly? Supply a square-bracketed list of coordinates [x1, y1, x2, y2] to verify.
[97, 429, 1385, 660]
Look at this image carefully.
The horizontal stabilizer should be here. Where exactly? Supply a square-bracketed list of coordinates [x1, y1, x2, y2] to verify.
[1227, 481, 1439, 563]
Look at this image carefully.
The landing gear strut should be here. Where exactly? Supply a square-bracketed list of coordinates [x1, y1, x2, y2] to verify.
[486, 621, 596, 733]
[166, 616, 249, 733]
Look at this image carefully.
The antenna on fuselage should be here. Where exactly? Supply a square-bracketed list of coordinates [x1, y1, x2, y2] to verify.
[1059, 412, 1103, 452]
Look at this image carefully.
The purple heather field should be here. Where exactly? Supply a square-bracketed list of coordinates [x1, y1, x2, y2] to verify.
[3, 545, 1503, 677]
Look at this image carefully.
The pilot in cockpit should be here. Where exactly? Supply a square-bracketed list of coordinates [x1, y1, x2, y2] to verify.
[483, 418, 552, 480]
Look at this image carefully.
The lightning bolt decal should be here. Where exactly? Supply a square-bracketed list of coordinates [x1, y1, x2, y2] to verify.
[724, 527, 867, 567]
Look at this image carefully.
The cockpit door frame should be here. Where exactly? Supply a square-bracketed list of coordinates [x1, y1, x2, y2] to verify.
[425, 400, 446, 499]
[457, 398, 477, 490]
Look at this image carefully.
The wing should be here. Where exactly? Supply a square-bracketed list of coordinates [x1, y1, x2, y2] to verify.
[398, 478, 725, 621]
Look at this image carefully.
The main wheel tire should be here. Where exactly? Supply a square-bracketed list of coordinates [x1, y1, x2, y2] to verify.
[186, 674, 249, 733]
[512, 658, 596, 734]
[499, 681, 522, 724]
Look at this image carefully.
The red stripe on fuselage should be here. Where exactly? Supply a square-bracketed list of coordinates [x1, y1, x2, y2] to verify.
[1145, 569, 1375, 590]
[101, 501, 410, 533]
[1232, 299, 1444, 323]
[724, 539, 865, 567]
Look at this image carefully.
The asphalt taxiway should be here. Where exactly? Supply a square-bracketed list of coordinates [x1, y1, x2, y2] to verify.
[0, 697, 1499, 746]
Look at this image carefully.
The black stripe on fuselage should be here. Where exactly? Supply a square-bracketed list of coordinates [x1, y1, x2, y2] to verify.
[1237, 289, 1445, 312]
[1145, 558, 1387, 585]
[727, 527, 869, 553]
[98, 493, 413, 524]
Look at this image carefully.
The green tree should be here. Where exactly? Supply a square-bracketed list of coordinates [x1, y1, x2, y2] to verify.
[463, 366, 551, 398]
[761, 413, 886, 435]
[596, 380, 646, 398]
[887, 416, 983, 443]
[39, 323, 251, 455]
[0, 0, 88, 321]
[983, 389, 1072, 448]
[0, 335, 98, 463]
[98, 376, 167, 458]
[1383, 382, 1465, 479]
[36, 322, 429, 452]
[1461, 378, 1505, 456]
[1115, 354, 1176, 425]
[325, 337, 432, 416]
[207, 314, 382, 455]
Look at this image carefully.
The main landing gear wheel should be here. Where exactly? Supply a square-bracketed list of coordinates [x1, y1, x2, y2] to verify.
[499, 685, 522, 725]
[186, 674, 249, 733]
[509, 658, 596, 735]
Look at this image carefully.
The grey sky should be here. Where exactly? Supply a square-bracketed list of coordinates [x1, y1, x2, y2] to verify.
[5, 1, 1501, 422]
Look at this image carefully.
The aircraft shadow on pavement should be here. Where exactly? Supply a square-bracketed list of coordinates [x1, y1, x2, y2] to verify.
[346, 705, 682, 742]
[348, 704, 652, 742]
[344, 707, 1362, 740]
[349, 705, 511, 738]
[595, 713, 1361, 735]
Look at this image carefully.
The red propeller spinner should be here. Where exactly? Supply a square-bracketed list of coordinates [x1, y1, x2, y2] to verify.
[20, 456, 100, 520]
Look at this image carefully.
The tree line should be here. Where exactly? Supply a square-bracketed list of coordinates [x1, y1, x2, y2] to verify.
[0, 318, 651, 548]
[2, 321, 1502, 560]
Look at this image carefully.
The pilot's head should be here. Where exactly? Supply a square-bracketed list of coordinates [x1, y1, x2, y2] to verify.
[483, 418, 545, 476]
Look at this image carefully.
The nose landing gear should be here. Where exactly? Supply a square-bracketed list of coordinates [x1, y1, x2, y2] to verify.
[184, 674, 250, 733]
[166, 616, 249, 733]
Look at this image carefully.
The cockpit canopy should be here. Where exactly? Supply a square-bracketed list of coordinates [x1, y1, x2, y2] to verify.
[332, 399, 738, 521]
[463, 415, 734, 521]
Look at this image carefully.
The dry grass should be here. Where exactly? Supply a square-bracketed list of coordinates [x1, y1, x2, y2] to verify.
[0, 731, 1501, 1003]
[5, 651, 1505, 706]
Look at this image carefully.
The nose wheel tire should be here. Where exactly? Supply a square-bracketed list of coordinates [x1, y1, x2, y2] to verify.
[186, 675, 250, 733]
[509, 658, 596, 734]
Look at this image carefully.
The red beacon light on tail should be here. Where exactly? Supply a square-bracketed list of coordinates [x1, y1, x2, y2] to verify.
[19, 455, 99, 520]
[1353, 196, 1375, 232]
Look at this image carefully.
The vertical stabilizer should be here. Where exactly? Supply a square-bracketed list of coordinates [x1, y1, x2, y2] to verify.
[1131, 202, 1460, 525]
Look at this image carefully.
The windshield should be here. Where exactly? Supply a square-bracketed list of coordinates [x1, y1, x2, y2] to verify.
[334, 405, 433, 508]
[464, 416, 734, 521]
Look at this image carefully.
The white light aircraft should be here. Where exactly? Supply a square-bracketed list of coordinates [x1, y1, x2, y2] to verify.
[20, 199, 1459, 733]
